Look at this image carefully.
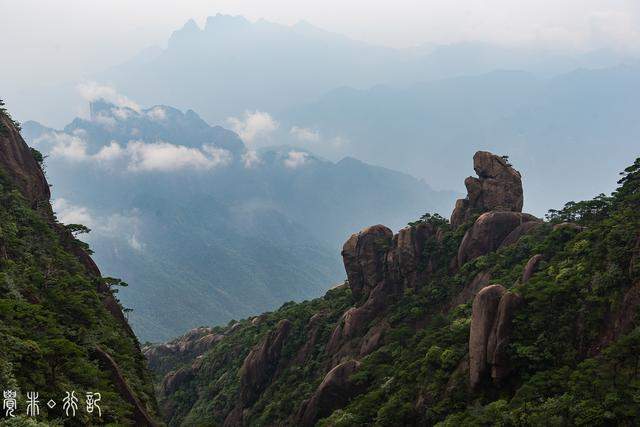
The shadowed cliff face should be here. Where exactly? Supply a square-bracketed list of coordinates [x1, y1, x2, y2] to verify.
[0, 104, 159, 425]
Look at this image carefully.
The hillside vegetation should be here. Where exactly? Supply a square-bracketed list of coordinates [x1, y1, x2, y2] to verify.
[0, 103, 158, 425]
[148, 151, 640, 426]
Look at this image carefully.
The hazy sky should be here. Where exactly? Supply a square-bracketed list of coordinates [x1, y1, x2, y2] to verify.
[2, 0, 640, 87]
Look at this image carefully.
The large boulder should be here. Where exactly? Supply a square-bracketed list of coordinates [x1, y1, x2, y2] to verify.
[522, 254, 544, 283]
[458, 211, 540, 266]
[487, 292, 523, 383]
[239, 319, 292, 405]
[469, 285, 522, 389]
[160, 367, 194, 396]
[325, 280, 397, 363]
[297, 360, 362, 427]
[499, 221, 543, 248]
[469, 285, 506, 389]
[342, 225, 393, 300]
[451, 151, 523, 228]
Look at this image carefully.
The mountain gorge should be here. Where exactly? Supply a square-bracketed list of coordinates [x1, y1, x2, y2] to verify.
[23, 101, 454, 341]
[147, 151, 640, 426]
[0, 101, 159, 425]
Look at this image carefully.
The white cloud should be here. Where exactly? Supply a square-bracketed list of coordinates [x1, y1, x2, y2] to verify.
[48, 133, 89, 161]
[128, 234, 144, 251]
[227, 111, 278, 145]
[283, 150, 309, 169]
[146, 106, 167, 121]
[126, 141, 232, 172]
[93, 112, 117, 128]
[111, 106, 135, 120]
[290, 126, 320, 143]
[241, 150, 262, 168]
[44, 131, 232, 172]
[53, 198, 94, 226]
[94, 141, 125, 161]
[77, 81, 141, 112]
[53, 198, 146, 251]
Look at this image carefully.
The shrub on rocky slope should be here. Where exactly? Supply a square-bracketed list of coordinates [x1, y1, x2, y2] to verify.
[149, 152, 640, 426]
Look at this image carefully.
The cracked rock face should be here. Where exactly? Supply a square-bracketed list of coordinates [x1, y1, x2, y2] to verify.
[238, 319, 292, 405]
[451, 151, 523, 228]
[342, 225, 393, 301]
[469, 285, 522, 389]
[458, 211, 540, 266]
[297, 360, 362, 427]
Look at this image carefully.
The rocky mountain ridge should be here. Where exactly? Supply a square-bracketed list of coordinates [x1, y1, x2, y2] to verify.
[147, 150, 640, 425]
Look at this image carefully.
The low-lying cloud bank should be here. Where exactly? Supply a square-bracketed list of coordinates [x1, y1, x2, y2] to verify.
[42, 132, 233, 172]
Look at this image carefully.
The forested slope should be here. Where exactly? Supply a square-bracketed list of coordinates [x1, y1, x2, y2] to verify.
[0, 101, 159, 425]
[149, 151, 640, 426]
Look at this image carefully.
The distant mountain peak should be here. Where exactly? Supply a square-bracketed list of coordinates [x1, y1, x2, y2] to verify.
[204, 14, 251, 31]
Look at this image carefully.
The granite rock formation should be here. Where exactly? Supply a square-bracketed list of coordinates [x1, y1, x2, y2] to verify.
[450, 151, 523, 228]
[469, 285, 522, 389]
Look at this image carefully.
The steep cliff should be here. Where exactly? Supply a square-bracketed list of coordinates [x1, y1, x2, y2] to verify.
[149, 151, 640, 426]
[0, 102, 159, 425]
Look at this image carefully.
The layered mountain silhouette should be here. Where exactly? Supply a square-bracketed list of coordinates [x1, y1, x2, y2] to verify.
[23, 101, 454, 341]
[97, 15, 633, 126]
[280, 66, 640, 214]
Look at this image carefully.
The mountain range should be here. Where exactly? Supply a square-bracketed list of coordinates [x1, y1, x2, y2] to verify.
[100, 15, 634, 127]
[91, 16, 640, 217]
[23, 101, 454, 341]
[277, 65, 640, 214]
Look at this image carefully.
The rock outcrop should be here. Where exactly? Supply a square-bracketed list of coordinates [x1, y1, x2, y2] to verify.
[94, 346, 158, 426]
[469, 285, 522, 389]
[328, 223, 441, 362]
[295, 311, 330, 364]
[144, 326, 223, 373]
[499, 221, 543, 248]
[238, 319, 292, 405]
[522, 254, 544, 283]
[0, 115, 50, 207]
[161, 367, 194, 396]
[458, 212, 540, 266]
[342, 225, 393, 301]
[450, 151, 523, 228]
[297, 360, 362, 427]
[487, 292, 523, 383]
[223, 319, 293, 426]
